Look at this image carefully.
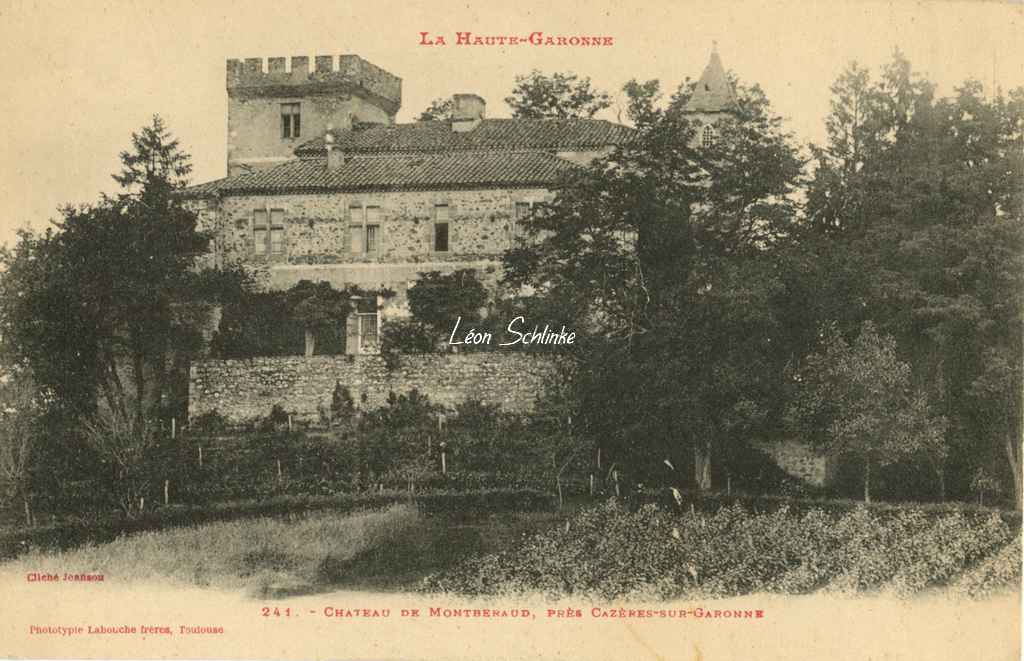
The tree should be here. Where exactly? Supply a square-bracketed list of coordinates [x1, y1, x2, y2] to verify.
[0, 369, 40, 525]
[0, 116, 240, 442]
[804, 51, 1024, 507]
[503, 74, 804, 490]
[786, 322, 948, 502]
[407, 270, 489, 343]
[286, 280, 352, 357]
[505, 70, 612, 119]
[418, 97, 453, 121]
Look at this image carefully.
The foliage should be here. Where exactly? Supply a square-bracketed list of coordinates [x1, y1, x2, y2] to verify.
[286, 280, 353, 356]
[379, 319, 437, 368]
[422, 500, 1015, 600]
[406, 270, 489, 342]
[502, 70, 804, 491]
[329, 382, 356, 427]
[803, 51, 1024, 507]
[418, 97, 454, 121]
[0, 370, 40, 524]
[80, 409, 161, 518]
[0, 116, 243, 440]
[950, 535, 1022, 599]
[504, 70, 612, 119]
[189, 410, 229, 434]
[211, 281, 386, 358]
[786, 322, 948, 501]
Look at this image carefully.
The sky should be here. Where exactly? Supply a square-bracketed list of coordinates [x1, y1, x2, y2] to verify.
[0, 0, 1021, 248]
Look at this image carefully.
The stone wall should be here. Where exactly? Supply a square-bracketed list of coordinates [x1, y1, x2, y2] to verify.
[757, 440, 830, 486]
[189, 353, 558, 423]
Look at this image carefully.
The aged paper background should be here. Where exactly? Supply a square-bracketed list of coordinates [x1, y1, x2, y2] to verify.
[0, 0, 1021, 659]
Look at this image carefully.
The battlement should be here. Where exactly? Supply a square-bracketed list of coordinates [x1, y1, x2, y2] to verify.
[226, 54, 401, 114]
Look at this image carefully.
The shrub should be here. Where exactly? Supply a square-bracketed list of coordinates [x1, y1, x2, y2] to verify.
[189, 410, 230, 434]
[379, 319, 437, 368]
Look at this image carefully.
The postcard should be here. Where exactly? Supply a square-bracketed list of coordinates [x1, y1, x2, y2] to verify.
[0, 0, 1021, 659]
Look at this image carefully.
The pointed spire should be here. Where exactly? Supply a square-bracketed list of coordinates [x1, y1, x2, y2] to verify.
[683, 44, 738, 114]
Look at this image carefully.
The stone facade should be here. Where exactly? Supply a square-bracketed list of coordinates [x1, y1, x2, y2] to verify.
[189, 353, 557, 423]
[212, 187, 551, 271]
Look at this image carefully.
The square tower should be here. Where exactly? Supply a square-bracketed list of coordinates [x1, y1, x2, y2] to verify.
[225, 54, 402, 176]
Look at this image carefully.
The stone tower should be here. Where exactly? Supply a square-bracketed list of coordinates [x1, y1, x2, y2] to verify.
[225, 54, 402, 176]
[682, 43, 738, 148]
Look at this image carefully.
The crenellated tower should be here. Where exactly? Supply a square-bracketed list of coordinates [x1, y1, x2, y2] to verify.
[225, 54, 402, 176]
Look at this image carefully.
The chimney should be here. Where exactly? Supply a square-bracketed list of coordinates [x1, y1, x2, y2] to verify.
[325, 133, 344, 171]
[451, 94, 485, 132]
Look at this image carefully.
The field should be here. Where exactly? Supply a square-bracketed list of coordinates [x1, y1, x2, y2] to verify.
[3, 499, 1018, 602]
[423, 500, 1022, 600]
[1, 503, 569, 597]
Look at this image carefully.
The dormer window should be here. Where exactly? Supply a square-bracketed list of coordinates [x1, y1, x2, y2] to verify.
[281, 103, 301, 139]
[702, 125, 716, 148]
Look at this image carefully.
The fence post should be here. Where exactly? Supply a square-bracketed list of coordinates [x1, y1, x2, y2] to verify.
[277, 459, 282, 481]
[171, 418, 176, 439]
[164, 480, 169, 505]
[590, 474, 594, 496]
[613, 470, 620, 497]
[198, 446, 203, 468]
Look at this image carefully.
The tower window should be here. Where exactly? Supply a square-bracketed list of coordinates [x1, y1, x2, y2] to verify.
[702, 125, 716, 148]
[281, 103, 301, 139]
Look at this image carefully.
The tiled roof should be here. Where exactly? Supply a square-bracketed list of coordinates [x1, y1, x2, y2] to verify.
[293, 118, 634, 156]
[684, 50, 739, 114]
[181, 151, 582, 196]
[179, 177, 231, 198]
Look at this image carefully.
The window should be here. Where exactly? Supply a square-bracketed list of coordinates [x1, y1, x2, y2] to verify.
[511, 201, 532, 245]
[281, 103, 301, 139]
[702, 125, 716, 148]
[350, 204, 382, 254]
[354, 297, 379, 352]
[433, 204, 450, 252]
[253, 208, 285, 256]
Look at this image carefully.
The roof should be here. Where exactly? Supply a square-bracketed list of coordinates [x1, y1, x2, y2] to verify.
[293, 118, 634, 156]
[181, 151, 582, 196]
[683, 49, 739, 114]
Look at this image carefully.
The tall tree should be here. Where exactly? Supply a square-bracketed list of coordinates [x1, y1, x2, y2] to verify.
[0, 116, 238, 440]
[505, 71, 612, 119]
[805, 51, 1024, 506]
[504, 74, 803, 489]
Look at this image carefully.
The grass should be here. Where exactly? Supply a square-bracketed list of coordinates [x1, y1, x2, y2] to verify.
[0, 503, 573, 598]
